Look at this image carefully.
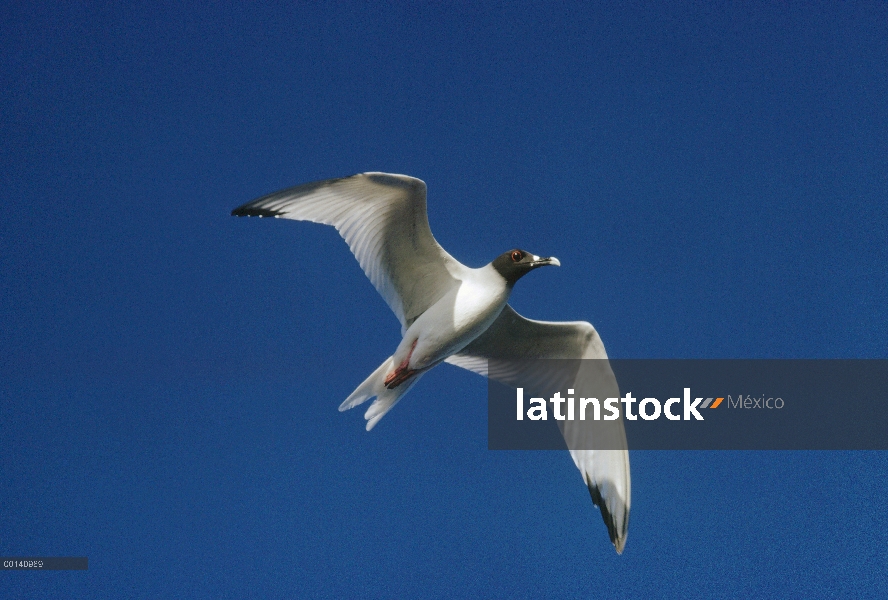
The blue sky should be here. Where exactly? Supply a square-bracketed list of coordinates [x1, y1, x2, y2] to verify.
[2, 2, 886, 597]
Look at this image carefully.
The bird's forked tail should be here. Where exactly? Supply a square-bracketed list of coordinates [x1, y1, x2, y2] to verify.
[339, 356, 424, 430]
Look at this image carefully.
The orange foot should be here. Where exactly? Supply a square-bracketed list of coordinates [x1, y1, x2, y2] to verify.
[384, 340, 417, 389]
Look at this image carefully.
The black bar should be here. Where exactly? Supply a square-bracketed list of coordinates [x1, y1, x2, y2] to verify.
[1, 557, 88, 570]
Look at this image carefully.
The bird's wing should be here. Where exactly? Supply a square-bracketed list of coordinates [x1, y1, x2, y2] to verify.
[445, 304, 631, 553]
[231, 173, 467, 329]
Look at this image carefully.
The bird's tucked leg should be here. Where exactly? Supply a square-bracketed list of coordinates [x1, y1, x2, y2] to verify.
[384, 339, 418, 389]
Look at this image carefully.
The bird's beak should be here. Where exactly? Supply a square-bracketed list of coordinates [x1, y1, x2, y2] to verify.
[532, 255, 560, 267]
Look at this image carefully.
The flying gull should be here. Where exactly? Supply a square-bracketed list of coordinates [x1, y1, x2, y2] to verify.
[231, 172, 630, 553]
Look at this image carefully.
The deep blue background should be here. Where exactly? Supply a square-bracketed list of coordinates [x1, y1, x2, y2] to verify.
[2, 2, 886, 597]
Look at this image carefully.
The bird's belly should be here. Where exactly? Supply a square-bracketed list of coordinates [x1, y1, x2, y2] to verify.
[403, 282, 508, 369]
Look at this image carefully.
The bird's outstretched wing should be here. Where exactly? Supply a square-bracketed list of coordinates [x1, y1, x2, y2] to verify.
[232, 173, 467, 330]
[446, 305, 631, 553]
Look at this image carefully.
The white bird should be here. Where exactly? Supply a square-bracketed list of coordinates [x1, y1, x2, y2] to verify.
[231, 172, 631, 553]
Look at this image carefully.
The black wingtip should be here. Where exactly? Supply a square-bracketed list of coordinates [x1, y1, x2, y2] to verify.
[230, 206, 283, 218]
[587, 480, 628, 554]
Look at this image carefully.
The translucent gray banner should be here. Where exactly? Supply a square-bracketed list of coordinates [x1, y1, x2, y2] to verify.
[487, 359, 888, 450]
[1, 557, 88, 570]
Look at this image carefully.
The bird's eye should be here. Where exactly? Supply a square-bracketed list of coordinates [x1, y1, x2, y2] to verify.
[511, 251, 523, 262]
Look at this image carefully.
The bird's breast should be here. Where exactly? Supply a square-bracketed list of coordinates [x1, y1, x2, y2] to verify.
[451, 278, 508, 333]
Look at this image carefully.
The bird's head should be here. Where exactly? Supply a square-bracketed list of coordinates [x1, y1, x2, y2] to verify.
[491, 249, 560, 285]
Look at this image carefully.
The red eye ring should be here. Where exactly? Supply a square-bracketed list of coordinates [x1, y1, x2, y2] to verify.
[511, 250, 523, 262]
